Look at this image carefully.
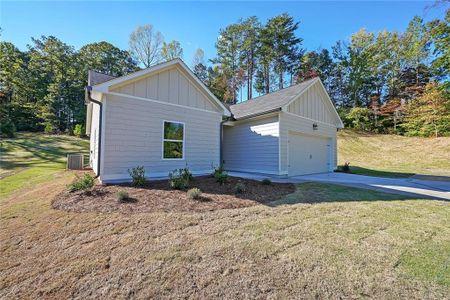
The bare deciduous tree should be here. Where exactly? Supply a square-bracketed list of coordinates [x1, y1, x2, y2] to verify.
[129, 24, 164, 68]
[192, 48, 205, 68]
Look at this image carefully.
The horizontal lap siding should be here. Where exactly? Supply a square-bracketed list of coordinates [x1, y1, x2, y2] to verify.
[279, 112, 337, 174]
[102, 94, 221, 181]
[223, 115, 279, 174]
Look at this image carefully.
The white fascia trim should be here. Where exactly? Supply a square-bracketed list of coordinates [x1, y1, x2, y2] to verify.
[92, 58, 231, 117]
[103, 92, 223, 116]
[282, 77, 320, 109]
[282, 111, 339, 129]
[99, 169, 214, 184]
[316, 79, 344, 128]
[176, 60, 231, 116]
[93, 59, 181, 92]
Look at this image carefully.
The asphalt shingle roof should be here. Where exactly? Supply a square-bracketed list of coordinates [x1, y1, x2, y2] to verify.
[229, 77, 318, 120]
[88, 70, 116, 86]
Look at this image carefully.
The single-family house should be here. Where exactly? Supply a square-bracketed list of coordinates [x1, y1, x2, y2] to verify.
[85, 59, 343, 183]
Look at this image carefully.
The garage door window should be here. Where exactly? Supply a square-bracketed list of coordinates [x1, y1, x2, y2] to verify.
[163, 121, 184, 160]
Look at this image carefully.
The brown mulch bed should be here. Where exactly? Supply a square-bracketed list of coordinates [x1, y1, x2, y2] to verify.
[52, 176, 296, 214]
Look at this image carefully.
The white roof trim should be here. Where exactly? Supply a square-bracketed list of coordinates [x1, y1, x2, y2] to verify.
[282, 77, 344, 128]
[92, 58, 231, 117]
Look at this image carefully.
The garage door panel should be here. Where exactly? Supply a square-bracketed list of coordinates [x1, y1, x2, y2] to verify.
[288, 132, 330, 176]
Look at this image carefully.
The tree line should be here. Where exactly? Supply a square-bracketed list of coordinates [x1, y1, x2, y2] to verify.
[1, 9, 448, 138]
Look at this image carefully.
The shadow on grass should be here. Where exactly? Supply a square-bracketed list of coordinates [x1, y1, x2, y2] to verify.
[336, 166, 415, 178]
[267, 182, 438, 207]
[1, 133, 89, 171]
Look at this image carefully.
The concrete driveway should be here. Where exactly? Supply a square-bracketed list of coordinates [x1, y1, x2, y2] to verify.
[228, 171, 450, 200]
[291, 173, 450, 200]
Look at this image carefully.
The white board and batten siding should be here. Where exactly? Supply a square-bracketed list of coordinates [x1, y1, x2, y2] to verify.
[111, 66, 221, 113]
[223, 114, 280, 174]
[98, 66, 223, 183]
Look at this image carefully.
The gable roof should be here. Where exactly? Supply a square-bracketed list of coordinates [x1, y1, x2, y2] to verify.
[229, 78, 318, 120]
[90, 58, 231, 116]
[229, 77, 344, 127]
[88, 70, 116, 86]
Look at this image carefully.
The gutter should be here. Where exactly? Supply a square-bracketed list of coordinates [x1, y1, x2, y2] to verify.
[233, 107, 282, 122]
[85, 86, 102, 178]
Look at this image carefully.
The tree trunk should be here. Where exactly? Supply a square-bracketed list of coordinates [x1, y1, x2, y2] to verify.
[279, 71, 283, 90]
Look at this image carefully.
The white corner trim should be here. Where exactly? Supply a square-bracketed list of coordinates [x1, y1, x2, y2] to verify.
[315, 79, 344, 128]
[99, 99, 106, 177]
[103, 92, 223, 115]
[278, 111, 282, 175]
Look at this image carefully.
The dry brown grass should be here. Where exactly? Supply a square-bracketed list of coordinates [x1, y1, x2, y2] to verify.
[1, 171, 449, 299]
[338, 130, 450, 177]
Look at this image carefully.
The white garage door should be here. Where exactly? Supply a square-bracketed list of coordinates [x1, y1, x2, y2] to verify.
[288, 132, 330, 176]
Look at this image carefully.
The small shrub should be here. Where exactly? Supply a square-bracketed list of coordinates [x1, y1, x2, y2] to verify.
[44, 123, 55, 134]
[116, 190, 129, 202]
[169, 168, 191, 190]
[261, 178, 272, 185]
[128, 166, 146, 187]
[73, 124, 84, 137]
[181, 167, 193, 182]
[216, 173, 228, 185]
[342, 162, 350, 173]
[0, 120, 16, 138]
[234, 182, 246, 194]
[187, 188, 202, 200]
[68, 174, 95, 192]
[213, 165, 228, 185]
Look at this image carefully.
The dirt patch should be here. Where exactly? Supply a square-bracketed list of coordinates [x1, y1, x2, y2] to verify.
[52, 176, 295, 214]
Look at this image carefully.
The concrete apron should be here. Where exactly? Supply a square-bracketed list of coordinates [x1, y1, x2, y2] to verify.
[227, 171, 450, 201]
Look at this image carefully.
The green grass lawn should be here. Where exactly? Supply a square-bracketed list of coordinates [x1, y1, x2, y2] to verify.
[0, 132, 449, 298]
[338, 130, 450, 179]
[0, 132, 89, 198]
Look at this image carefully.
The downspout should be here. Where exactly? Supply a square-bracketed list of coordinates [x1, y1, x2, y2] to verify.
[219, 116, 232, 167]
[220, 119, 225, 167]
[85, 86, 102, 178]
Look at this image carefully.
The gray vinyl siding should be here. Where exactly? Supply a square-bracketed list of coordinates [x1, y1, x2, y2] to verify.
[223, 115, 280, 174]
[101, 93, 221, 182]
[279, 111, 337, 175]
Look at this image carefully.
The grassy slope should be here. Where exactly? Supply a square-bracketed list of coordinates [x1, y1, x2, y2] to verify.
[338, 130, 450, 178]
[0, 132, 449, 298]
[0, 132, 89, 198]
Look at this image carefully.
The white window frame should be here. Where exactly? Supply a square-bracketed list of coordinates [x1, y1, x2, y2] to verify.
[162, 120, 185, 160]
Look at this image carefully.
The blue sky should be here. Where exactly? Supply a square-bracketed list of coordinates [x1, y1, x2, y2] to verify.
[1, 1, 447, 66]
